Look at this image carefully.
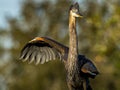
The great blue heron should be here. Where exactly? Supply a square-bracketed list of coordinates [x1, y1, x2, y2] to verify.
[20, 2, 99, 90]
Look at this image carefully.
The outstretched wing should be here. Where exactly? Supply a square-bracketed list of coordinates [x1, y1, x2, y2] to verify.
[81, 61, 99, 78]
[78, 55, 99, 78]
[19, 37, 68, 65]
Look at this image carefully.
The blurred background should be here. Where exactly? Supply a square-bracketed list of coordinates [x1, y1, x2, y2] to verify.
[0, 0, 120, 90]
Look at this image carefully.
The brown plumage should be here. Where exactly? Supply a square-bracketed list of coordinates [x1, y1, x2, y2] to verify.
[20, 2, 99, 90]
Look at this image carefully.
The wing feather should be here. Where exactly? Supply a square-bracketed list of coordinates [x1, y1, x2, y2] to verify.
[43, 47, 49, 62]
[58, 52, 62, 61]
[50, 48, 56, 60]
[23, 47, 33, 62]
[19, 37, 68, 65]
[20, 46, 30, 60]
[78, 55, 99, 78]
[47, 48, 53, 61]
[29, 51, 37, 64]
[47, 47, 54, 60]
[34, 48, 42, 65]
[40, 54, 46, 64]
[44, 47, 49, 62]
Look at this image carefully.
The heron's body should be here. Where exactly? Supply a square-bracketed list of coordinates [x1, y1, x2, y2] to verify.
[20, 3, 99, 90]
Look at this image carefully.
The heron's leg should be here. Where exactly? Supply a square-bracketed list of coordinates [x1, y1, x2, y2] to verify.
[87, 85, 93, 90]
[83, 79, 93, 90]
[83, 81, 87, 90]
[67, 82, 76, 90]
[67, 82, 73, 90]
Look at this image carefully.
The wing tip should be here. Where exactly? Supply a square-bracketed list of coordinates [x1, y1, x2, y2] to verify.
[29, 37, 44, 43]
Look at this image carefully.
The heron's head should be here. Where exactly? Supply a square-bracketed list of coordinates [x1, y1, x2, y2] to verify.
[69, 2, 83, 18]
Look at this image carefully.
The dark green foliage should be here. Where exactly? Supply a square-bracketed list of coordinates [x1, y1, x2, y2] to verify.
[0, 0, 120, 90]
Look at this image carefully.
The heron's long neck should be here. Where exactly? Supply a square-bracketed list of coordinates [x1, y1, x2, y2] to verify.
[67, 15, 78, 75]
[68, 15, 78, 60]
